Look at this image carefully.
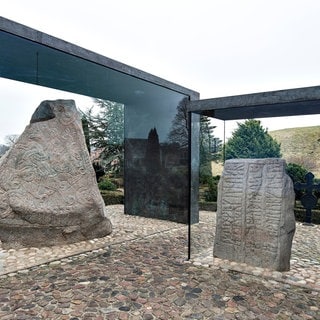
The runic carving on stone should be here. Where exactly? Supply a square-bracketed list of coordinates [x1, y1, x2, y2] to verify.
[0, 100, 112, 248]
[214, 158, 296, 271]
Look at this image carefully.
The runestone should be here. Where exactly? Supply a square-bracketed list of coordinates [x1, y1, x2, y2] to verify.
[214, 158, 296, 271]
[0, 100, 112, 248]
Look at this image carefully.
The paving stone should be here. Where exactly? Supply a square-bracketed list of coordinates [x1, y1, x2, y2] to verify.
[0, 205, 318, 319]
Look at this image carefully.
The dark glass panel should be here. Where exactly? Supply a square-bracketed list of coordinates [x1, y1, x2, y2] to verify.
[125, 96, 194, 223]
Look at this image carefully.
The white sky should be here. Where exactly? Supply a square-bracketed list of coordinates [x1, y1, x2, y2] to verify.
[1, 0, 320, 143]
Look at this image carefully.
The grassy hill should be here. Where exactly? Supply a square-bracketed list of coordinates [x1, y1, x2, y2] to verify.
[269, 126, 320, 178]
[209, 126, 320, 178]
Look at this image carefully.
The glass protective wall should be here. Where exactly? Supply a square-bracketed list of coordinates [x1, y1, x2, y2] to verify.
[125, 94, 192, 223]
[189, 112, 320, 263]
[0, 26, 199, 228]
[190, 117, 224, 260]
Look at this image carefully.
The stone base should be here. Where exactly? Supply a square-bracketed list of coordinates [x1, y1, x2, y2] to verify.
[0, 218, 112, 249]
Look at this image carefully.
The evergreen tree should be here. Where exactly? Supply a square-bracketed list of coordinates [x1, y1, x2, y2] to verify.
[212, 137, 223, 161]
[199, 115, 222, 183]
[200, 116, 222, 164]
[167, 97, 189, 148]
[225, 119, 281, 160]
[145, 127, 161, 173]
[286, 163, 309, 184]
[167, 98, 222, 160]
[82, 99, 124, 176]
[286, 163, 309, 200]
[81, 115, 91, 154]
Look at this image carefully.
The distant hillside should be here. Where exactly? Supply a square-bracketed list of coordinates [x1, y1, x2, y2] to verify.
[269, 126, 320, 178]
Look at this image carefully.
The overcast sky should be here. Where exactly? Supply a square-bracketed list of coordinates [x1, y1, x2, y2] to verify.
[1, 0, 320, 143]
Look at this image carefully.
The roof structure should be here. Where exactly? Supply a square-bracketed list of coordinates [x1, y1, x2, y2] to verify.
[188, 86, 320, 120]
[0, 16, 199, 105]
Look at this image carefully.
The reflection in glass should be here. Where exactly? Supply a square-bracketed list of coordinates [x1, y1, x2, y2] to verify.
[125, 97, 191, 223]
[190, 117, 224, 258]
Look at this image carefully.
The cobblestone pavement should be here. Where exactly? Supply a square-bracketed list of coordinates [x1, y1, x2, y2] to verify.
[191, 212, 320, 291]
[0, 205, 319, 319]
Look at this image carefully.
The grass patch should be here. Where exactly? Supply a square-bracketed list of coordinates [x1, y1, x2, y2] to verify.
[100, 189, 124, 205]
[269, 126, 320, 177]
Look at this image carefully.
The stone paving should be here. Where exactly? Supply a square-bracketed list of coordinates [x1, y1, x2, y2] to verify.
[0, 205, 319, 319]
[191, 211, 320, 292]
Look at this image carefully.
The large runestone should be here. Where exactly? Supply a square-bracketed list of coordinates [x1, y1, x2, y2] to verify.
[0, 100, 112, 248]
[214, 158, 296, 271]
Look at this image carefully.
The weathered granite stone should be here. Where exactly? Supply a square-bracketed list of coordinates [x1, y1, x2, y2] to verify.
[213, 158, 296, 271]
[0, 100, 112, 248]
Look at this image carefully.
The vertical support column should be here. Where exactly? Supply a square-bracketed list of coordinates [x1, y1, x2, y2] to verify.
[188, 111, 200, 259]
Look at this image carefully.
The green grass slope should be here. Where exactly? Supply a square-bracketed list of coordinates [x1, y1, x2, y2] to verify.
[269, 126, 320, 178]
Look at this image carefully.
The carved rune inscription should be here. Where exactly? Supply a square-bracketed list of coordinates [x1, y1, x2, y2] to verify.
[0, 100, 112, 248]
[214, 158, 296, 271]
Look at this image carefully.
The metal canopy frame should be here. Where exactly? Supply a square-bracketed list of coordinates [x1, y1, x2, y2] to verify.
[0, 16, 199, 103]
[187, 86, 320, 120]
[187, 83, 320, 261]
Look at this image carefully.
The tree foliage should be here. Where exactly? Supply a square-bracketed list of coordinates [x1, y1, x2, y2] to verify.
[167, 97, 189, 148]
[200, 116, 222, 164]
[199, 115, 222, 183]
[4, 134, 19, 147]
[286, 162, 309, 200]
[204, 175, 220, 202]
[286, 163, 309, 184]
[167, 100, 222, 183]
[224, 119, 281, 159]
[81, 99, 124, 176]
[0, 144, 9, 157]
[0, 134, 19, 158]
